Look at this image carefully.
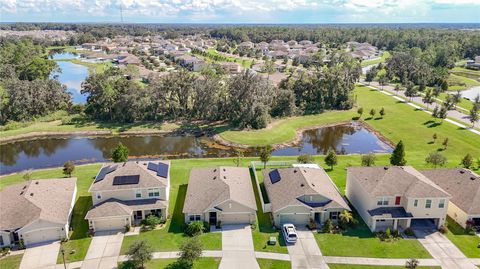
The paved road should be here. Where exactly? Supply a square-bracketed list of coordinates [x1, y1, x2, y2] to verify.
[286, 229, 329, 269]
[80, 231, 124, 269]
[364, 81, 480, 127]
[415, 229, 477, 269]
[219, 225, 260, 269]
[19, 241, 60, 269]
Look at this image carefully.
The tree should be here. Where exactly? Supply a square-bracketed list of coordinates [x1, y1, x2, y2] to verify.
[63, 161, 75, 177]
[297, 154, 314, 164]
[361, 153, 376, 167]
[322, 219, 333, 233]
[233, 149, 244, 167]
[378, 73, 388, 89]
[422, 89, 434, 109]
[404, 81, 417, 101]
[357, 107, 364, 119]
[126, 240, 153, 269]
[442, 137, 449, 149]
[432, 133, 437, 143]
[406, 258, 420, 269]
[451, 91, 462, 110]
[394, 84, 401, 96]
[259, 145, 273, 169]
[112, 142, 129, 162]
[425, 152, 447, 167]
[461, 153, 473, 169]
[379, 107, 385, 118]
[369, 108, 376, 119]
[178, 236, 203, 266]
[324, 149, 338, 170]
[437, 105, 448, 123]
[390, 140, 407, 166]
[339, 210, 354, 227]
[469, 107, 479, 128]
[184, 221, 204, 237]
[22, 169, 33, 181]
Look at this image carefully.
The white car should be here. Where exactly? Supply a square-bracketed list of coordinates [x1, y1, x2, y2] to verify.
[282, 223, 298, 244]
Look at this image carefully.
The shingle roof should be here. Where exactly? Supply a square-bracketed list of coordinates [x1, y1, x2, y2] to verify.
[263, 167, 350, 212]
[89, 161, 169, 192]
[420, 168, 480, 215]
[347, 166, 450, 198]
[0, 178, 76, 231]
[85, 198, 168, 219]
[183, 167, 257, 213]
[368, 207, 413, 218]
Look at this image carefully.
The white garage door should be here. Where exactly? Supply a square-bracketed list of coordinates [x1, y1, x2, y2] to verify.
[222, 213, 251, 224]
[23, 228, 62, 246]
[280, 214, 309, 226]
[94, 218, 125, 232]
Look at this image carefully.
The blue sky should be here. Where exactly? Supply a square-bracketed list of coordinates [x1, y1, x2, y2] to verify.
[1, 0, 480, 23]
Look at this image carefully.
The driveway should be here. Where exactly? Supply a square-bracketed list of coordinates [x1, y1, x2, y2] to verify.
[19, 241, 60, 269]
[415, 229, 477, 269]
[80, 231, 124, 269]
[287, 229, 329, 269]
[219, 224, 259, 269]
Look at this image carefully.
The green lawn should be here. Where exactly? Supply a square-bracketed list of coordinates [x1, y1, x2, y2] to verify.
[445, 217, 480, 258]
[0, 254, 23, 269]
[361, 51, 391, 67]
[437, 92, 475, 111]
[55, 58, 111, 75]
[447, 73, 480, 91]
[257, 258, 291, 269]
[328, 265, 440, 269]
[205, 48, 253, 69]
[119, 257, 221, 269]
[47, 46, 78, 53]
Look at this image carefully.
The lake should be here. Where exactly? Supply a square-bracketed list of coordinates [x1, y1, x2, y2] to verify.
[0, 123, 392, 175]
[50, 52, 90, 104]
[459, 86, 480, 101]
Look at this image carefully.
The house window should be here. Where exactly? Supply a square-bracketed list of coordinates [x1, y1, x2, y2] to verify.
[0, 235, 4, 246]
[377, 197, 389, 206]
[439, 199, 445, 208]
[189, 215, 201, 221]
[330, 211, 339, 220]
[414, 199, 418, 207]
[148, 188, 160, 197]
[425, 199, 432, 209]
[96, 192, 101, 199]
[135, 190, 142, 199]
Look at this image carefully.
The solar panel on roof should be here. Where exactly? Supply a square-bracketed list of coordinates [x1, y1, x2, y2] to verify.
[269, 169, 281, 184]
[156, 163, 169, 178]
[112, 175, 140, 185]
[95, 165, 117, 183]
[147, 162, 158, 172]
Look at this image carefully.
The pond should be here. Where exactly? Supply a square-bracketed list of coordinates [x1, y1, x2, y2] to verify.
[50, 52, 90, 104]
[459, 86, 480, 101]
[0, 123, 392, 175]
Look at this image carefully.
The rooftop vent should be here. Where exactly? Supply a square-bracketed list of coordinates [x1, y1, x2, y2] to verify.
[384, 167, 388, 170]
[30, 193, 34, 196]
[300, 183, 305, 187]
[223, 168, 226, 172]
[312, 183, 315, 187]
[35, 181, 39, 184]
[20, 191, 24, 195]
[123, 162, 126, 167]
[213, 176, 216, 180]
[471, 177, 476, 181]
[223, 176, 226, 179]
[460, 170, 465, 174]
[213, 169, 217, 172]
[293, 169, 297, 173]
[23, 185, 27, 189]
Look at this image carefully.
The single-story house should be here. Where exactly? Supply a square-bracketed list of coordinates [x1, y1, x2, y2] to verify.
[183, 167, 257, 226]
[420, 168, 480, 228]
[263, 165, 350, 228]
[0, 178, 77, 247]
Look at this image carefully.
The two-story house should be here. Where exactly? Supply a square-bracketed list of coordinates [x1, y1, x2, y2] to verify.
[263, 164, 350, 228]
[85, 161, 170, 232]
[346, 166, 451, 232]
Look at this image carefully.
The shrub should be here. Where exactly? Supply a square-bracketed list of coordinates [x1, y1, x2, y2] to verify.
[250, 220, 257, 230]
[307, 218, 317, 230]
[438, 225, 448, 234]
[297, 154, 314, 164]
[185, 221, 204, 237]
[322, 219, 333, 233]
[404, 227, 415, 236]
[18, 239, 25, 250]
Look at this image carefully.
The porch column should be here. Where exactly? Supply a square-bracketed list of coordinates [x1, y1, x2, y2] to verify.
[406, 218, 411, 228]
[371, 219, 376, 231]
[393, 219, 398, 230]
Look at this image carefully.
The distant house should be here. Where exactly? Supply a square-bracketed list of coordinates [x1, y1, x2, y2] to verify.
[221, 62, 242, 74]
[183, 167, 257, 225]
[299, 40, 313, 46]
[0, 178, 77, 247]
[85, 161, 170, 232]
[346, 166, 450, 232]
[81, 43, 101, 51]
[263, 165, 350, 228]
[466, 56, 480, 70]
[420, 168, 480, 228]
[238, 41, 255, 49]
[117, 54, 142, 66]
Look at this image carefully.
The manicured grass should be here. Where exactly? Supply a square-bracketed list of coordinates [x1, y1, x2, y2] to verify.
[314, 210, 431, 258]
[361, 51, 391, 67]
[0, 254, 23, 269]
[257, 258, 291, 269]
[437, 92, 475, 111]
[328, 265, 440, 269]
[447, 73, 480, 91]
[445, 217, 480, 258]
[205, 48, 253, 69]
[47, 46, 77, 53]
[219, 111, 353, 146]
[119, 257, 221, 269]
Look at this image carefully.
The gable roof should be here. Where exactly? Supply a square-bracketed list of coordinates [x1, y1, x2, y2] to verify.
[183, 167, 257, 213]
[89, 161, 169, 192]
[420, 168, 480, 215]
[263, 167, 350, 212]
[85, 198, 168, 219]
[347, 166, 450, 198]
[0, 178, 76, 231]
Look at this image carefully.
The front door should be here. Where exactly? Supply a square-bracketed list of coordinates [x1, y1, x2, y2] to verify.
[209, 212, 217, 225]
[314, 212, 321, 223]
[135, 210, 143, 220]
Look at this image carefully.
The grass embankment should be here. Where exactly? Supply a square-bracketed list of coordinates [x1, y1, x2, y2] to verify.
[257, 258, 291, 269]
[119, 257, 221, 269]
[361, 51, 391, 67]
[47, 46, 78, 53]
[0, 255, 23, 269]
[447, 73, 480, 91]
[55, 58, 111, 75]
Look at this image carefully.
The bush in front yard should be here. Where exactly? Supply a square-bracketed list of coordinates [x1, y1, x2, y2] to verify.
[184, 221, 204, 237]
[322, 219, 333, 233]
[438, 225, 448, 234]
[141, 215, 162, 230]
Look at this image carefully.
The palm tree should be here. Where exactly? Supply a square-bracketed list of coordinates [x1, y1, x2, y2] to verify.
[339, 210, 354, 226]
[405, 258, 420, 269]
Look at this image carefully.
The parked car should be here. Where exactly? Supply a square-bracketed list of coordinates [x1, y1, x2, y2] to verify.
[282, 223, 298, 244]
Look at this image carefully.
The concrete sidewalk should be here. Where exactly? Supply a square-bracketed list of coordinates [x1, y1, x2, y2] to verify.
[324, 256, 439, 266]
